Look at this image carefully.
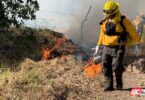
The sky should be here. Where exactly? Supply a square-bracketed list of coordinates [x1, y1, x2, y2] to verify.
[24, 0, 145, 48]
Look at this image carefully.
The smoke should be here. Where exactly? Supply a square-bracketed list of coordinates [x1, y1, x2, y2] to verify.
[25, 0, 145, 48]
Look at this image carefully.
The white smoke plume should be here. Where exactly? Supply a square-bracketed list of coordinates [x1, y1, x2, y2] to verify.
[25, 0, 145, 48]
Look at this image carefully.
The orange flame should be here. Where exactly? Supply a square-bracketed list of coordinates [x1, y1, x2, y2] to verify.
[84, 63, 102, 79]
[41, 48, 51, 60]
[54, 38, 65, 48]
[41, 38, 66, 60]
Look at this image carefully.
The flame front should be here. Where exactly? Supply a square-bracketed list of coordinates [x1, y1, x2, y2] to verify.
[41, 38, 66, 60]
[84, 63, 102, 79]
[41, 48, 50, 60]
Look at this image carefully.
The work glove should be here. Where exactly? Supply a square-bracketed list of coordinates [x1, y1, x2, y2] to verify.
[134, 44, 141, 56]
[93, 45, 100, 56]
[92, 46, 102, 64]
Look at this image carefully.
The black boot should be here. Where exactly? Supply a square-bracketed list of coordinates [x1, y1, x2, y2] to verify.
[103, 76, 114, 92]
[116, 76, 123, 90]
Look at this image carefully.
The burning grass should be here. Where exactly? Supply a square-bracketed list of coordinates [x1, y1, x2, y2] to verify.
[1, 54, 145, 99]
[83, 63, 102, 79]
[0, 27, 78, 69]
[0, 27, 145, 99]
[0, 56, 104, 99]
[41, 37, 77, 60]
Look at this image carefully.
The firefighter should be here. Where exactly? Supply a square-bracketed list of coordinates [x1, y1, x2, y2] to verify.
[139, 12, 145, 44]
[132, 11, 145, 55]
[132, 11, 145, 38]
[132, 15, 144, 36]
[95, 1, 140, 91]
[139, 10, 145, 26]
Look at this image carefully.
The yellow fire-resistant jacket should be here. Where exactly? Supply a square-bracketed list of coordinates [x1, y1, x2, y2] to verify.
[97, 17, 140, 46]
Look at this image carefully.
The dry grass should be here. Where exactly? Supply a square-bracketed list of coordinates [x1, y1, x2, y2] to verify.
[0, 28, 145, 99]
[0, 54, 144, 100]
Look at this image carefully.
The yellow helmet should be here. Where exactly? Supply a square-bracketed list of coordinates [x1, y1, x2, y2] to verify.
[103, 1, 120, 15]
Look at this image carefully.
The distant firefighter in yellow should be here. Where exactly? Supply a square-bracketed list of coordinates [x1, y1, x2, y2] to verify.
[132, 10, 145, 55]
[132, 11, 145, 42]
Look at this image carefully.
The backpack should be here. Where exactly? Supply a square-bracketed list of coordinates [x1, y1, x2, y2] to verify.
[118, 15, 128, 43]
[99, 15, 127, 43]
[120, 15, 126, 31]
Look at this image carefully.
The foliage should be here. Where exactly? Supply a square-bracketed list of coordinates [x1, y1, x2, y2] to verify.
[30, 49, 41, 61]
[28, 70, 39, 84]
[0, 0, 39, 28]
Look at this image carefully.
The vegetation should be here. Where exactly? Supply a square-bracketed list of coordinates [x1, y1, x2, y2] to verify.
[0, 0, 39, 28]
[0, 28, 52, 68]
[0, 27, 144, 99]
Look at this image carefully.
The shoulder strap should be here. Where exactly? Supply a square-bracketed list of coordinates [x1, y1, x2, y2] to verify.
[120, 15, 126, 31]
[99, 16, 126, 30]
[99, 18, 107, 25]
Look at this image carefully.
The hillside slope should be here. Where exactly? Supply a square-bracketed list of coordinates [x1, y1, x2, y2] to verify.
[0, 28, 145, 100]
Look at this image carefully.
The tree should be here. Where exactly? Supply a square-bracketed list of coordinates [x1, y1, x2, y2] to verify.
[0, 0, 39, 28]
